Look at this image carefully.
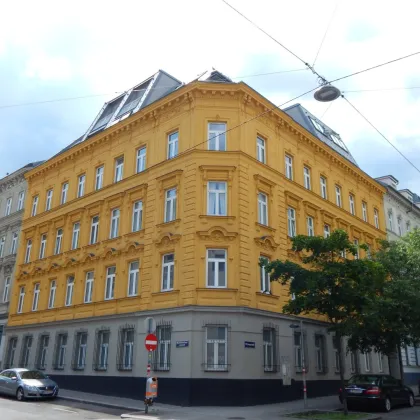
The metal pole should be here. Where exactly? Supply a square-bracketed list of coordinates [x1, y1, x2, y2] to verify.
[300, 319, 308, 409]
[145, 351, 152, 414]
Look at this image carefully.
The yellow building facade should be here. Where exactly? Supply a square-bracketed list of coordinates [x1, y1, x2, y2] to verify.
[4, 70, 387, 405]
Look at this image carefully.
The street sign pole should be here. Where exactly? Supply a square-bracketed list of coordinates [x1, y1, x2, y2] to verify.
[144, 330, 157, 414]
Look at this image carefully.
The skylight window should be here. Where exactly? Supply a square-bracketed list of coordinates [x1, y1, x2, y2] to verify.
[330, 133, 348, 151]
[91, 96, 125, 133]
[115, 81, 151, 118]
[309, 117, 325, 133]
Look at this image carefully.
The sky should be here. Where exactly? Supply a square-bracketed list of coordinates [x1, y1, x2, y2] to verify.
[0, 0, 419, 192]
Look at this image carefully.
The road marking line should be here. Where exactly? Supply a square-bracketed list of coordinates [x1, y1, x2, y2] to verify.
[53, 407, 78, 413]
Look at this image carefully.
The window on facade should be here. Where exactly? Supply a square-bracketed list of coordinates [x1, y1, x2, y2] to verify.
[118, 327, 134, 370]
[310, 117, 324, 133]
[132, 201, 143, 232]
[61, 182, 68, 205]
[54, 229, 63, 255]
[287, 207, 296, 237]
[73, 332, 88, 370]
[335, 185, 342, 207]
[20, 335, 32, 368]
[105, 266, 116, 300]
[37, 335, 49, 370]
[17, 191, 25, 211]
[263, 328, 276, 372]
[378, 352, 384, 372]
[162, 253, 174, 291]
[54, 333, 67, 370]
[84, 271, 94, 303]
[45, 189, 53, 211]
[366, 245, 372, 260]
[154, 325, 171, 371]
[167, 131, 179, 159]
[48, 280, 56, 309]
[5, 337, 18, 368]
[303, 166, 311, 190]
[349, 194, 355, 215]
[260, 257, 270, 293]
[307, 216, 314, 236]
[362, 202, 368, 222]
[315, 334, 326, 373]
[94, 329, 110, 370]
[5, 197, 12, 216]
[3, 276, 11, 303]
[207, 249, 227, 288]
[285, 155, 293, 180]
[65, 276, 74, 306]
[109, 208, 120, 239]
[164, 189, 177, 223]
[10, 232, 18, 254]
[354, 239, 359, 259]
[77, 174, 86, 198]
[324, 224, 331, 238]
[332, 336, 341, 373]
[294, 332, 303, 371]
[136, 147, 146, 173]
[388, 211, 393, 231]
[256, 136, 266, 163]
[406, 221, 411, 233]
[90, 215, 99, 244]
[374, 209, 379, 229]
[128, 261, 139, 297]
[24, 239, 32, 263]
[205, 326, 228, 371]
[72, 222, 80, 250]
[364, 352, 371, 372]
[207, 182, 227, 216]
[0, 236, 5, 258]
[39, 234, 47, 259]
[31, 195, 38, 216]
[95, 165, 104, 190]
[208, 122, 226, 151]
[320, 177, 327, 199]
[32, 283, 40, 311]
[258, 192, 268, 225]
[114, 156, 124, 183]
[397, 217, 403, 236]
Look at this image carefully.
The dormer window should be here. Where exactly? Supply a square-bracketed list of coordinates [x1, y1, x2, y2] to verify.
[309, 117, 324, 133]
[115, 82, 149, 119]
[330, 133, 348, 151]
[91, 97, 124, 133]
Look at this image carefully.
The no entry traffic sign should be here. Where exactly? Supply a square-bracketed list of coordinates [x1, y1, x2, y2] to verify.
[145, 333, 158, 351]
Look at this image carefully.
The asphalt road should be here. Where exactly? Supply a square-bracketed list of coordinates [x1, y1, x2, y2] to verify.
[0, 396, 122, 420]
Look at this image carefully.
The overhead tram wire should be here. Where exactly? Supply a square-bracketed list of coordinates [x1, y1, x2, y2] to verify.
[341, 95, 420, 175]
[343, 86, 420, 93]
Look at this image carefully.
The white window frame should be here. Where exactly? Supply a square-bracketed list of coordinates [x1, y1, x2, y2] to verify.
[208, 122, 227, 151]
[22, 335, 32, 367]
[258, 192, 268, 225]
[39, 234, 47, 259]
[128, 261, 139, 297]
[114, 156, 124, 183]
[324, 224, 331, 238]
[72, 222, 80, 250]
[45, 189, 53, 211]
[32, 283, 40, 311]
[263, 328, 275, 372]
[5, 197, 12, 216]
[48, 280, 56, 309]
[10, 232, 18, 254]
[97, 330, 109, 370]
[76, 332, 87, 369]
[156, 325, 171, 371]
[77, 174, 86, 198]
[31, 195, 38, 216]
[25, 239, 32, 263]
[388, 211, 393, 231]
[17, 191, 25, 211]
[161, 253, 174, 292]
[362, 202, 368, 222]
[256, 136, 266, 163]
[90, 215, 99, 244]
[378, 352, 384, 372]
[61, 182, 68, 205]
[17, 286, 25, 313]
[260, 257, 270, 293]
[167, 131, 179, 159]
[335, 185, 342, 207]
[287, 207, 296, 237]
[164, 188, 177, 223]
[65, 276, 74, 307]
[206, 249, 227, 288]
[132, 201, 143, 232]
[303, 166, 311, 190]
[307, 216, 314, 236]
[349, 194, 355, 215]
[95, 165, 104, 190]
[105, 266, 116, 300]
[320, 177, 327, 199]
[0, 236, 5, 258]
[364, 352, 371, 372]
[57, 334, 67, 369]
[354, 239, 359, 259]
[84, 271, 94, 303]
[315, 334, 325, 373]
[285, 155, 293, 180]
[54, 229, 63, 255]
[205, 326, 228, 371]
[39, 335, 49, 369]
[136, 147, 146, 173]
[374, 209, 379, 229]
[109, 208, 120, 239]
[3, 276, 11, 303]
[397, 217, 403, 236]
[207, 181, 227, 216]
[122, 329, 134, 370]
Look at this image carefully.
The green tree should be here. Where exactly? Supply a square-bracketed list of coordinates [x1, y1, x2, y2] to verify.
[261, 229, 387, 415]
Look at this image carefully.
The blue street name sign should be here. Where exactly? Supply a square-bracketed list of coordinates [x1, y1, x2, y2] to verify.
[244, 341, 256, 348]
[176, 341, 189, 348]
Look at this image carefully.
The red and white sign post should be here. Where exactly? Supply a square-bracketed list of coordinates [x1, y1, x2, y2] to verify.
[144, 331, 158, 413]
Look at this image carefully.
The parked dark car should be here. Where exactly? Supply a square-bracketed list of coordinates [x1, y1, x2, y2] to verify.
[0, 368, 59, 401]
[339, 374, 414, 412]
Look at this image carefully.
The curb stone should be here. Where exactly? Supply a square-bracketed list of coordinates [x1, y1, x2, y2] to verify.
[57, 395, 140, 412]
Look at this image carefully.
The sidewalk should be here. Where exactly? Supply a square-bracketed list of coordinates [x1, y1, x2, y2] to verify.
[58, 388, 342, 419]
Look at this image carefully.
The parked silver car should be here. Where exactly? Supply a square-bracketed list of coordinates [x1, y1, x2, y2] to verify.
[0, 368, 59, 401]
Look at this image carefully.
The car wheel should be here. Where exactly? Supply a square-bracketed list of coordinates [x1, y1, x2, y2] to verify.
[408, 393, 415, 408]
[383, 397, 392, 412]
[16, 387, 25, 401]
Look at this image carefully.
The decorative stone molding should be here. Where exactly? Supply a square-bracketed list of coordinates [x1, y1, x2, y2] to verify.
[253, 174, 275, 195]
[254, 235, 279, 252]
[155, 232, 181, 248]
[196, 226, 237, 242]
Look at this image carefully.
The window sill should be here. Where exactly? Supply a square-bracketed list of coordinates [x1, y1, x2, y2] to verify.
[256, 292, 279, 300]
[255, 222, 276, 233]
[103, 236, 122, 245]
[152, 289, 180, 296]
[197, 287, 238, 292]
[199, 215, 235, 220]
[156, 219, 181, 228]
[124, 230, 145, 239]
